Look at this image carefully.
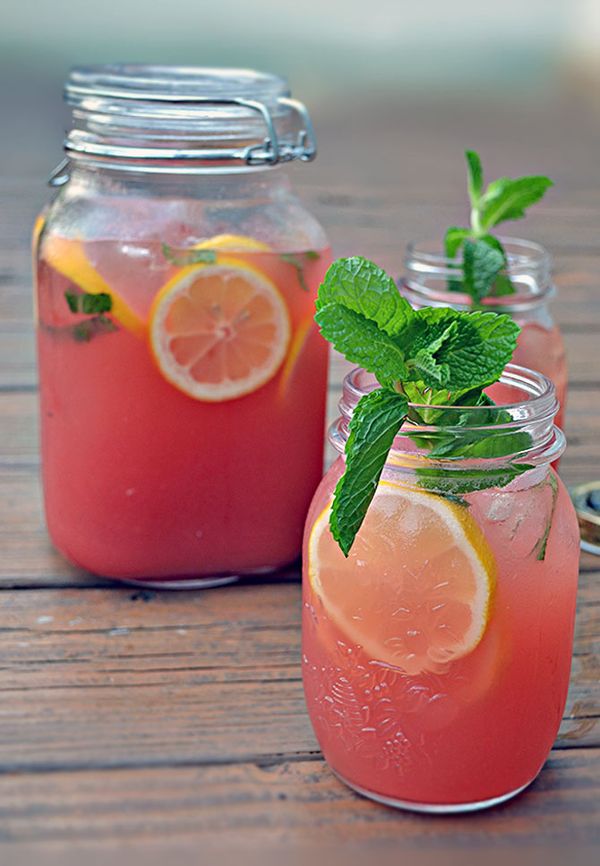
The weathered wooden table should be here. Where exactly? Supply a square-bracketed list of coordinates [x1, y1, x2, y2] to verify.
[0, 98, 598, 859]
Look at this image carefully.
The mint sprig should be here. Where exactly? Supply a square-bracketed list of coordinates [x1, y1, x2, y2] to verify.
[317, 256, 531, 556]
[444, 150, 553, 302]
[330, 388, 408, 555]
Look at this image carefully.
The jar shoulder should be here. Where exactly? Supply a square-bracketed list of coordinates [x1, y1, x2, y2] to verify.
[40, 173, 329, 253]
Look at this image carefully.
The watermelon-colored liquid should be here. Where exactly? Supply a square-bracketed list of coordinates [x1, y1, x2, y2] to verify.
[302, 465, 580, 809]
[36, 238, 331, 582]
[513, 323, 567, 432]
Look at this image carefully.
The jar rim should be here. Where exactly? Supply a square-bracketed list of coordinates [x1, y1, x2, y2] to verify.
[66, 66, 290, 106]
[330, 364, 565, 468]
[402, 236, 554, 312]
[61, 64, 317, 171]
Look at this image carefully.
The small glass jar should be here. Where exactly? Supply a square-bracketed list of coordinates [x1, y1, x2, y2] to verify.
[400, 238, 568, 432]
[302, 364, 580, 812]
[34, 66, 331, 587]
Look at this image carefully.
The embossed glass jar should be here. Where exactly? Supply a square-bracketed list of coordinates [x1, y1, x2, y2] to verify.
[302, 365, 580, 812]
[34, 66, 331, 586]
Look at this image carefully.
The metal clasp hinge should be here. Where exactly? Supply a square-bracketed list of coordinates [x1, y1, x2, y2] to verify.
[48, 158, 71, 187]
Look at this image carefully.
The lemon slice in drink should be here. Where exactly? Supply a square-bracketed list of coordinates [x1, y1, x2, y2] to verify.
[195, 233, 271, 252]
[308, 481, 496, 676]
[149, 256, 290, 401]
[42, 235, 146, 337]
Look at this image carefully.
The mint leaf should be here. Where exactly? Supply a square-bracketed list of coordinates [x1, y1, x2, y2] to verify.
[532, 471, 559, 561]
[403, 308, 519, 391]
[72, 315, 118, 342]
[465, 150, 484, 203]
[65, 291, 79, 313]
[480, 176, 553, 230]
[492, 274, 516, 296]
[330, 388, 408, 555]
[415, 463, 532, 498]
[161, 243, 217, 266]
[281, 252, 320, 292]
[81, 293, 112, 314]
[65, 290, 112, 315]
[427, 420, 531, 461]
[318, 257, 414, 335]
[479, 234, 506, 256]
[464, 310, 520, 378]
[444, 227, 470, 293]
[463, 239, 505, 302]
[315, 303, 409, 384]
[445, 226, 470, 259]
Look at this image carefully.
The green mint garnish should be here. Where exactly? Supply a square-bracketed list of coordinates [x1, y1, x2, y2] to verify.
[65, 290, 112, 315]
[161, 243, 217, 266]
[330, 388, 408, 556]
[72, 315, 118, 342]
[317, 256, 531, 556]
[444, 150, 553, 302]
[64, 290, 116, 341]
[532, 472, 559, 561]
[281, 251, 320, 292]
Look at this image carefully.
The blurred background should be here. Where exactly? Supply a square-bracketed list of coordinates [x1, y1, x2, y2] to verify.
[1, 0, 600, 262]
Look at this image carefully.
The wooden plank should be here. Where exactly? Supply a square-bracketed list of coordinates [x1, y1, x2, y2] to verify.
[0, 584, 596, 775]
[0, 748, 598, 850]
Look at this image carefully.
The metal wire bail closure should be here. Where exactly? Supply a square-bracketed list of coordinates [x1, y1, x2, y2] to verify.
[53, 66, 318, 177]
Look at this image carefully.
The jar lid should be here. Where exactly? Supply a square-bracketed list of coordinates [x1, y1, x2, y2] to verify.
[571, 482, 600, 555]
[60, 65, 317, 170]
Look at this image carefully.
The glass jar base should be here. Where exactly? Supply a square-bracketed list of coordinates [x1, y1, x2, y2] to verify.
[334, 771, 533, 814]
[117, 574, 240, 590]
[111, 560, 294, 590]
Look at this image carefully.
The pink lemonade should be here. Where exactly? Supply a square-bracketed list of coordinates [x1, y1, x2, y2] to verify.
[302, 369, 580, 810]
[36, 235, 331, 582]
[513, 322, 567, 432]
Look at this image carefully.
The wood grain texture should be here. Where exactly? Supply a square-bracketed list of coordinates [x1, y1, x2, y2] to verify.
[0, 583, 597, 775]
[1, 94, 600, 856]
[0, 749, 598, 848]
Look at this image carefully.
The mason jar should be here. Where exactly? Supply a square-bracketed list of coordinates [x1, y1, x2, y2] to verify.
[303, 364, 580, 812]
[400, 238, 568, 432]
[34, 65, 331, 587]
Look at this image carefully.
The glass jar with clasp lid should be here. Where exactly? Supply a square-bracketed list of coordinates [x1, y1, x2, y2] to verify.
[34, 65, 332, 587]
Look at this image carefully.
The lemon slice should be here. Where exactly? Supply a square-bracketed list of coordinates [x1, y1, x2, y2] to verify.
[149, 256, 290, 401]
[40, 232, 271, 341]
[42, 235, 146, 337]
[32, 213, 46, 255]
[278, 315, 314, 397]
[195, 234, 271, 252]
[308, 481, 496, 676]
